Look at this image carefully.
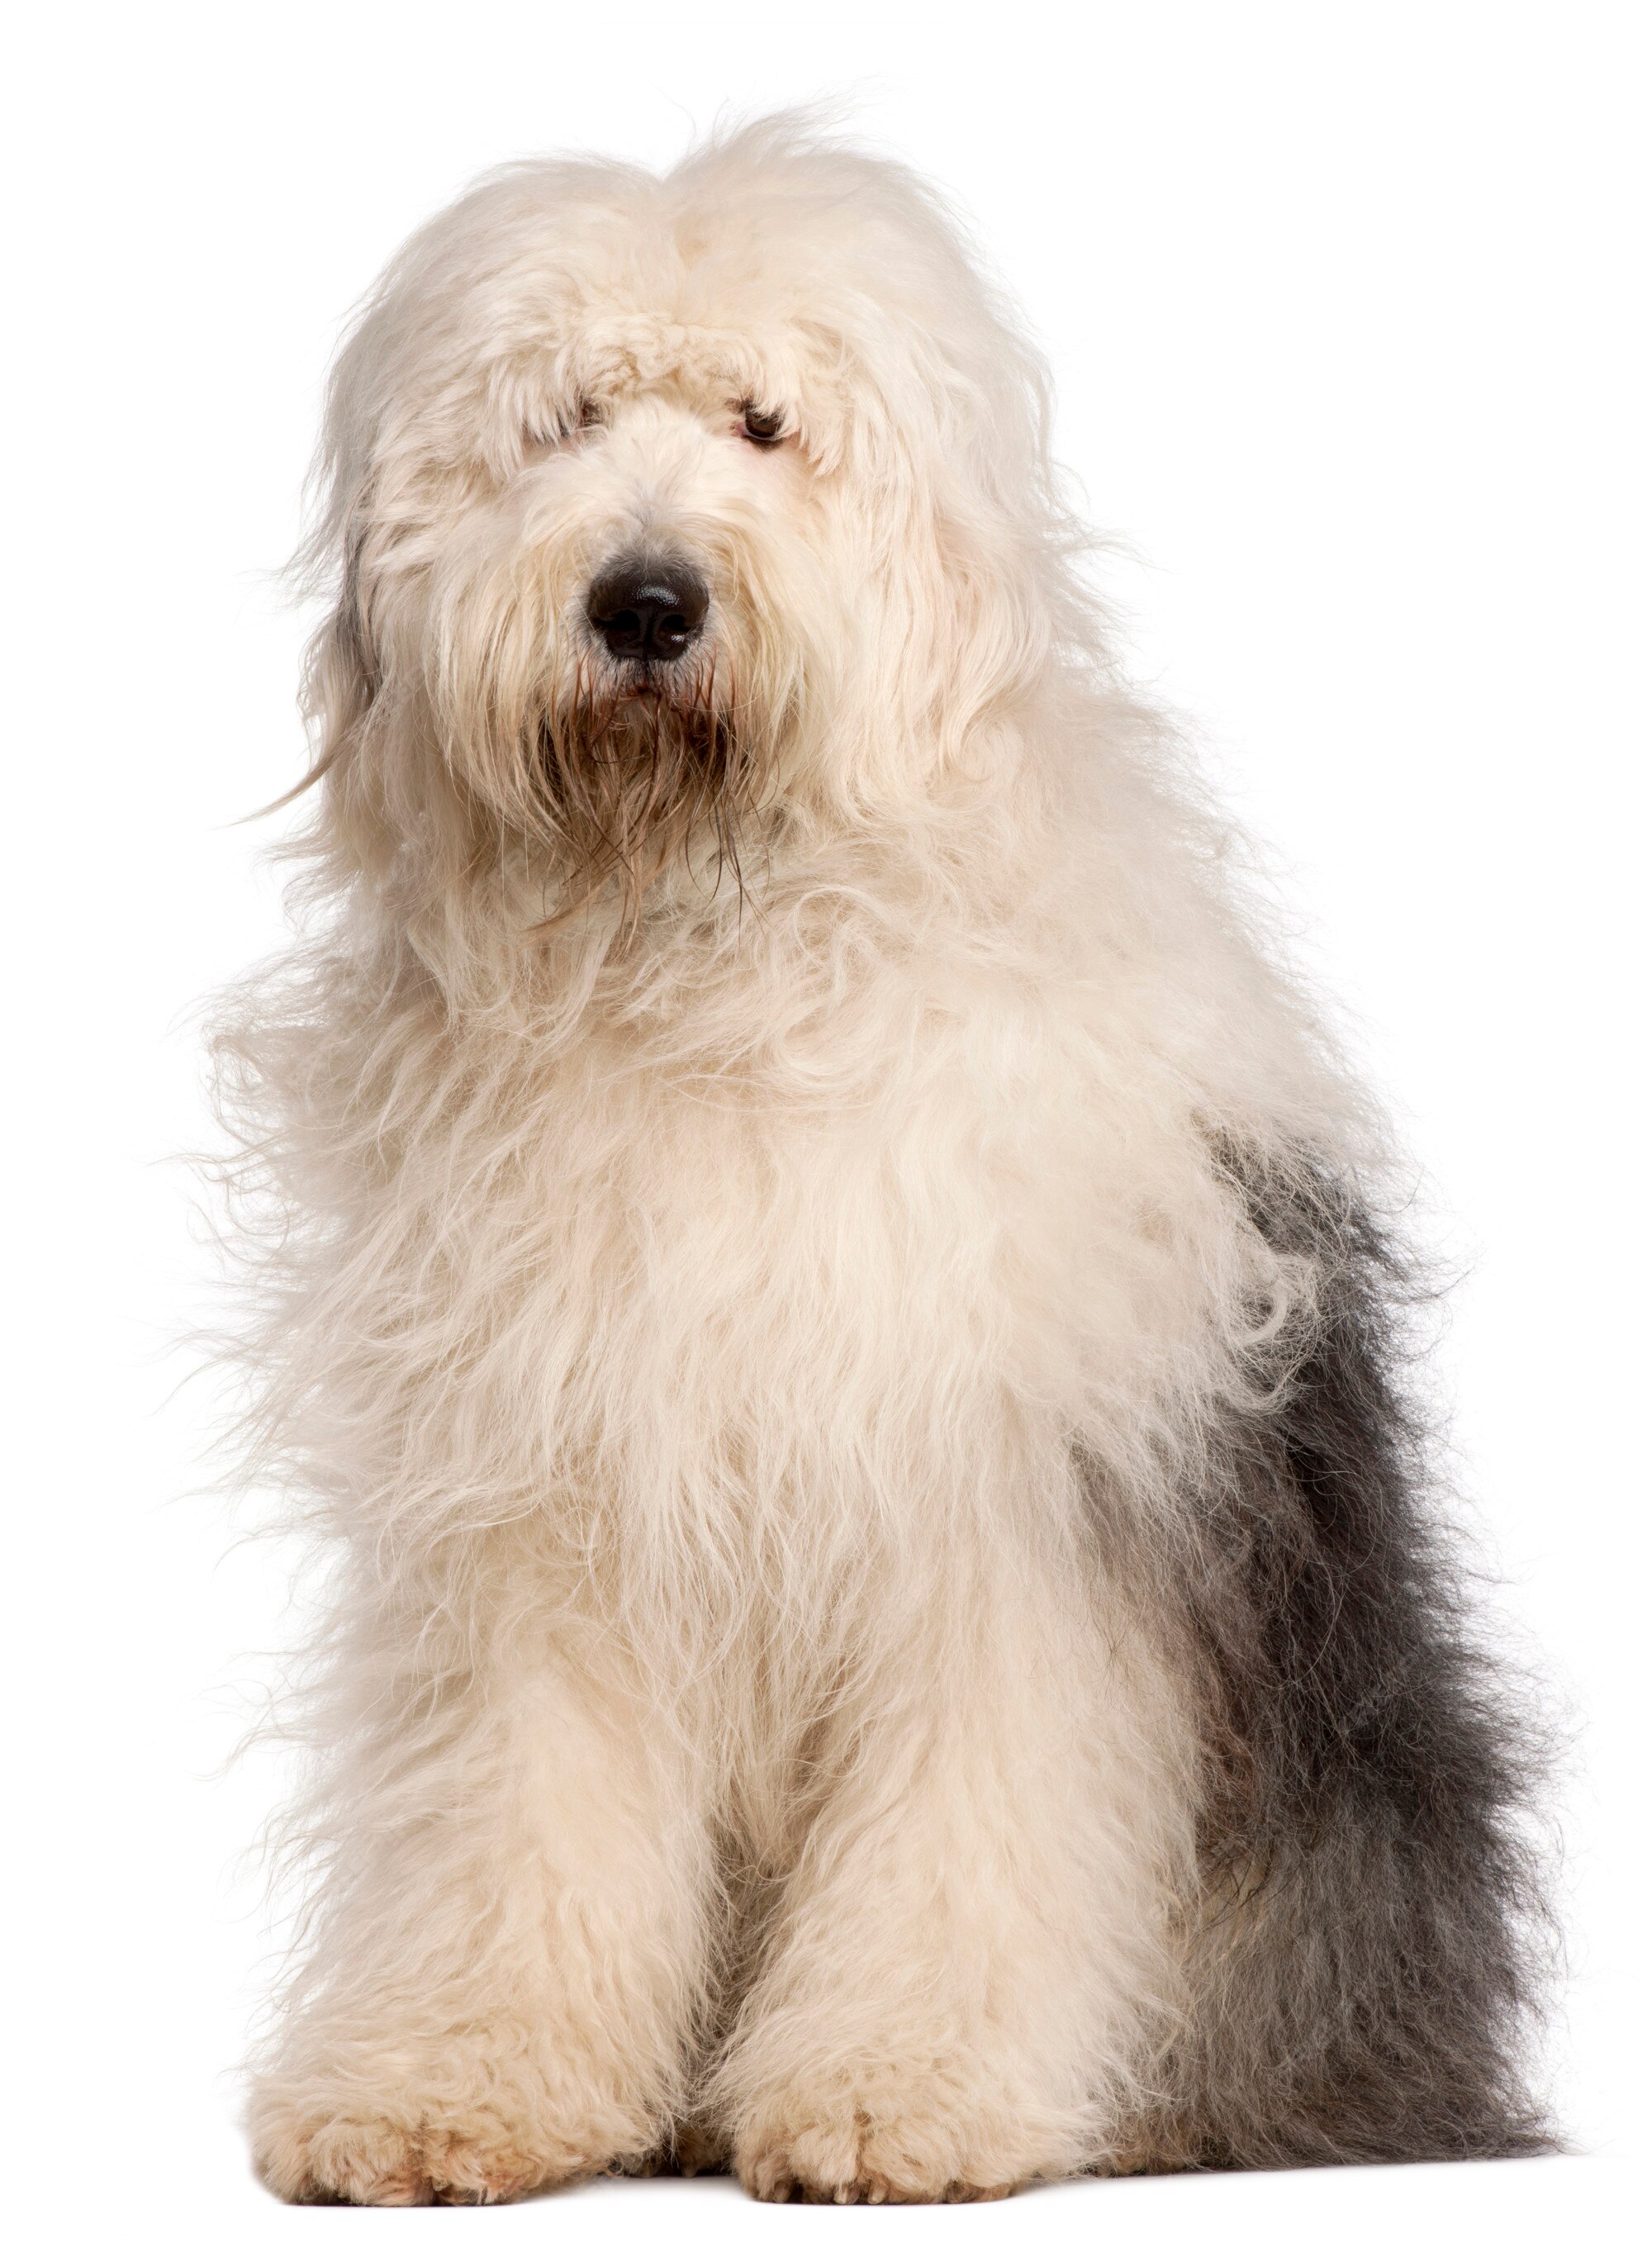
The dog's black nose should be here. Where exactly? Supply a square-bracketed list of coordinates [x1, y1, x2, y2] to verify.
[586, 557, 709, 662]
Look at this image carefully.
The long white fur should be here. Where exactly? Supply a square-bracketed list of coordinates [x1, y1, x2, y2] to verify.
[222, 116, 1379, 2204]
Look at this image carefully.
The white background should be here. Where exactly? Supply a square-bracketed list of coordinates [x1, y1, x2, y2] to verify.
[4, 3, 1647, 2239]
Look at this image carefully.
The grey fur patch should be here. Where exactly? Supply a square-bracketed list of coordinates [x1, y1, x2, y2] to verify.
[1122, 1146, 1555, 2168]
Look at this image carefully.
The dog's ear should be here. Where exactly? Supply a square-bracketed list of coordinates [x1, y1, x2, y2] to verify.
[330, 504, 382, 718]
[278, 492, 380, 813]
[314, 495, 380, 749]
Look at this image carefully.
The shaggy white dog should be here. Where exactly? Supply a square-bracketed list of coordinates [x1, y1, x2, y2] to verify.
[219, 118, 1546, 2204]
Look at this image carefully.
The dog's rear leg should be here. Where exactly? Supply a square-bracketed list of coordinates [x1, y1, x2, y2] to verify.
[715, 1562, 1194, 2202]
[248, 1596, 713, 2204]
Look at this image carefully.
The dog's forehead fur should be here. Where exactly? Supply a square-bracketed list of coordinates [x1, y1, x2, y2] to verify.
[326, 131, 1040, 493]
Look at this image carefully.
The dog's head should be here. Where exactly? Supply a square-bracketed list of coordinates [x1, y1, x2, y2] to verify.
[303, 119, 1061, 922]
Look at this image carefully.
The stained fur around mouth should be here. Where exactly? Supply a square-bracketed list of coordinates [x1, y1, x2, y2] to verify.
[534, 653, 757, 923]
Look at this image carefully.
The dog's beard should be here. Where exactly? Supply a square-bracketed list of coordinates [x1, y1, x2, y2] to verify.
[534, 658, 756, 922]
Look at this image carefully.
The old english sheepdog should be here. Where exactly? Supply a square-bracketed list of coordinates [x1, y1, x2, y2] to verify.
[217, 117, 1550, 2204]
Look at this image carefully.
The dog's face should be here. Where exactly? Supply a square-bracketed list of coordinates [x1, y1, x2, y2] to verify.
[310, 131, 1055, 913]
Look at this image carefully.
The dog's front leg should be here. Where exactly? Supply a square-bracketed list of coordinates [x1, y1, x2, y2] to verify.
[248, 1598, 712, 2204]
[717, 1566, 1189, 2202]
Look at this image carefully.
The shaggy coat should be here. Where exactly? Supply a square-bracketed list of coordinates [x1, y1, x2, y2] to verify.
[218, 119, 1549, 2205]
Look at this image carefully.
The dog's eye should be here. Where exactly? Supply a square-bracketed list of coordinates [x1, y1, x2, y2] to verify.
[739, 403, 786, 448]
[522, 401, 601, 454]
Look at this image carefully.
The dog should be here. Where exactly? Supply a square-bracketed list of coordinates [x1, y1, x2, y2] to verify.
[216, 116, 1550, 2204]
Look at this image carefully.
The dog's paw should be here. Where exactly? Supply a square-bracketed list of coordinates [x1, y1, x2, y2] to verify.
[732, 2083, 1054, 2204]
[254, 2113, 558, 2205]
[250, 2085, 623, 2205]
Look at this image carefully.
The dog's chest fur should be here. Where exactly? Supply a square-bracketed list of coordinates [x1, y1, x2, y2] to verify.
[316, 891, 1219, 1653]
